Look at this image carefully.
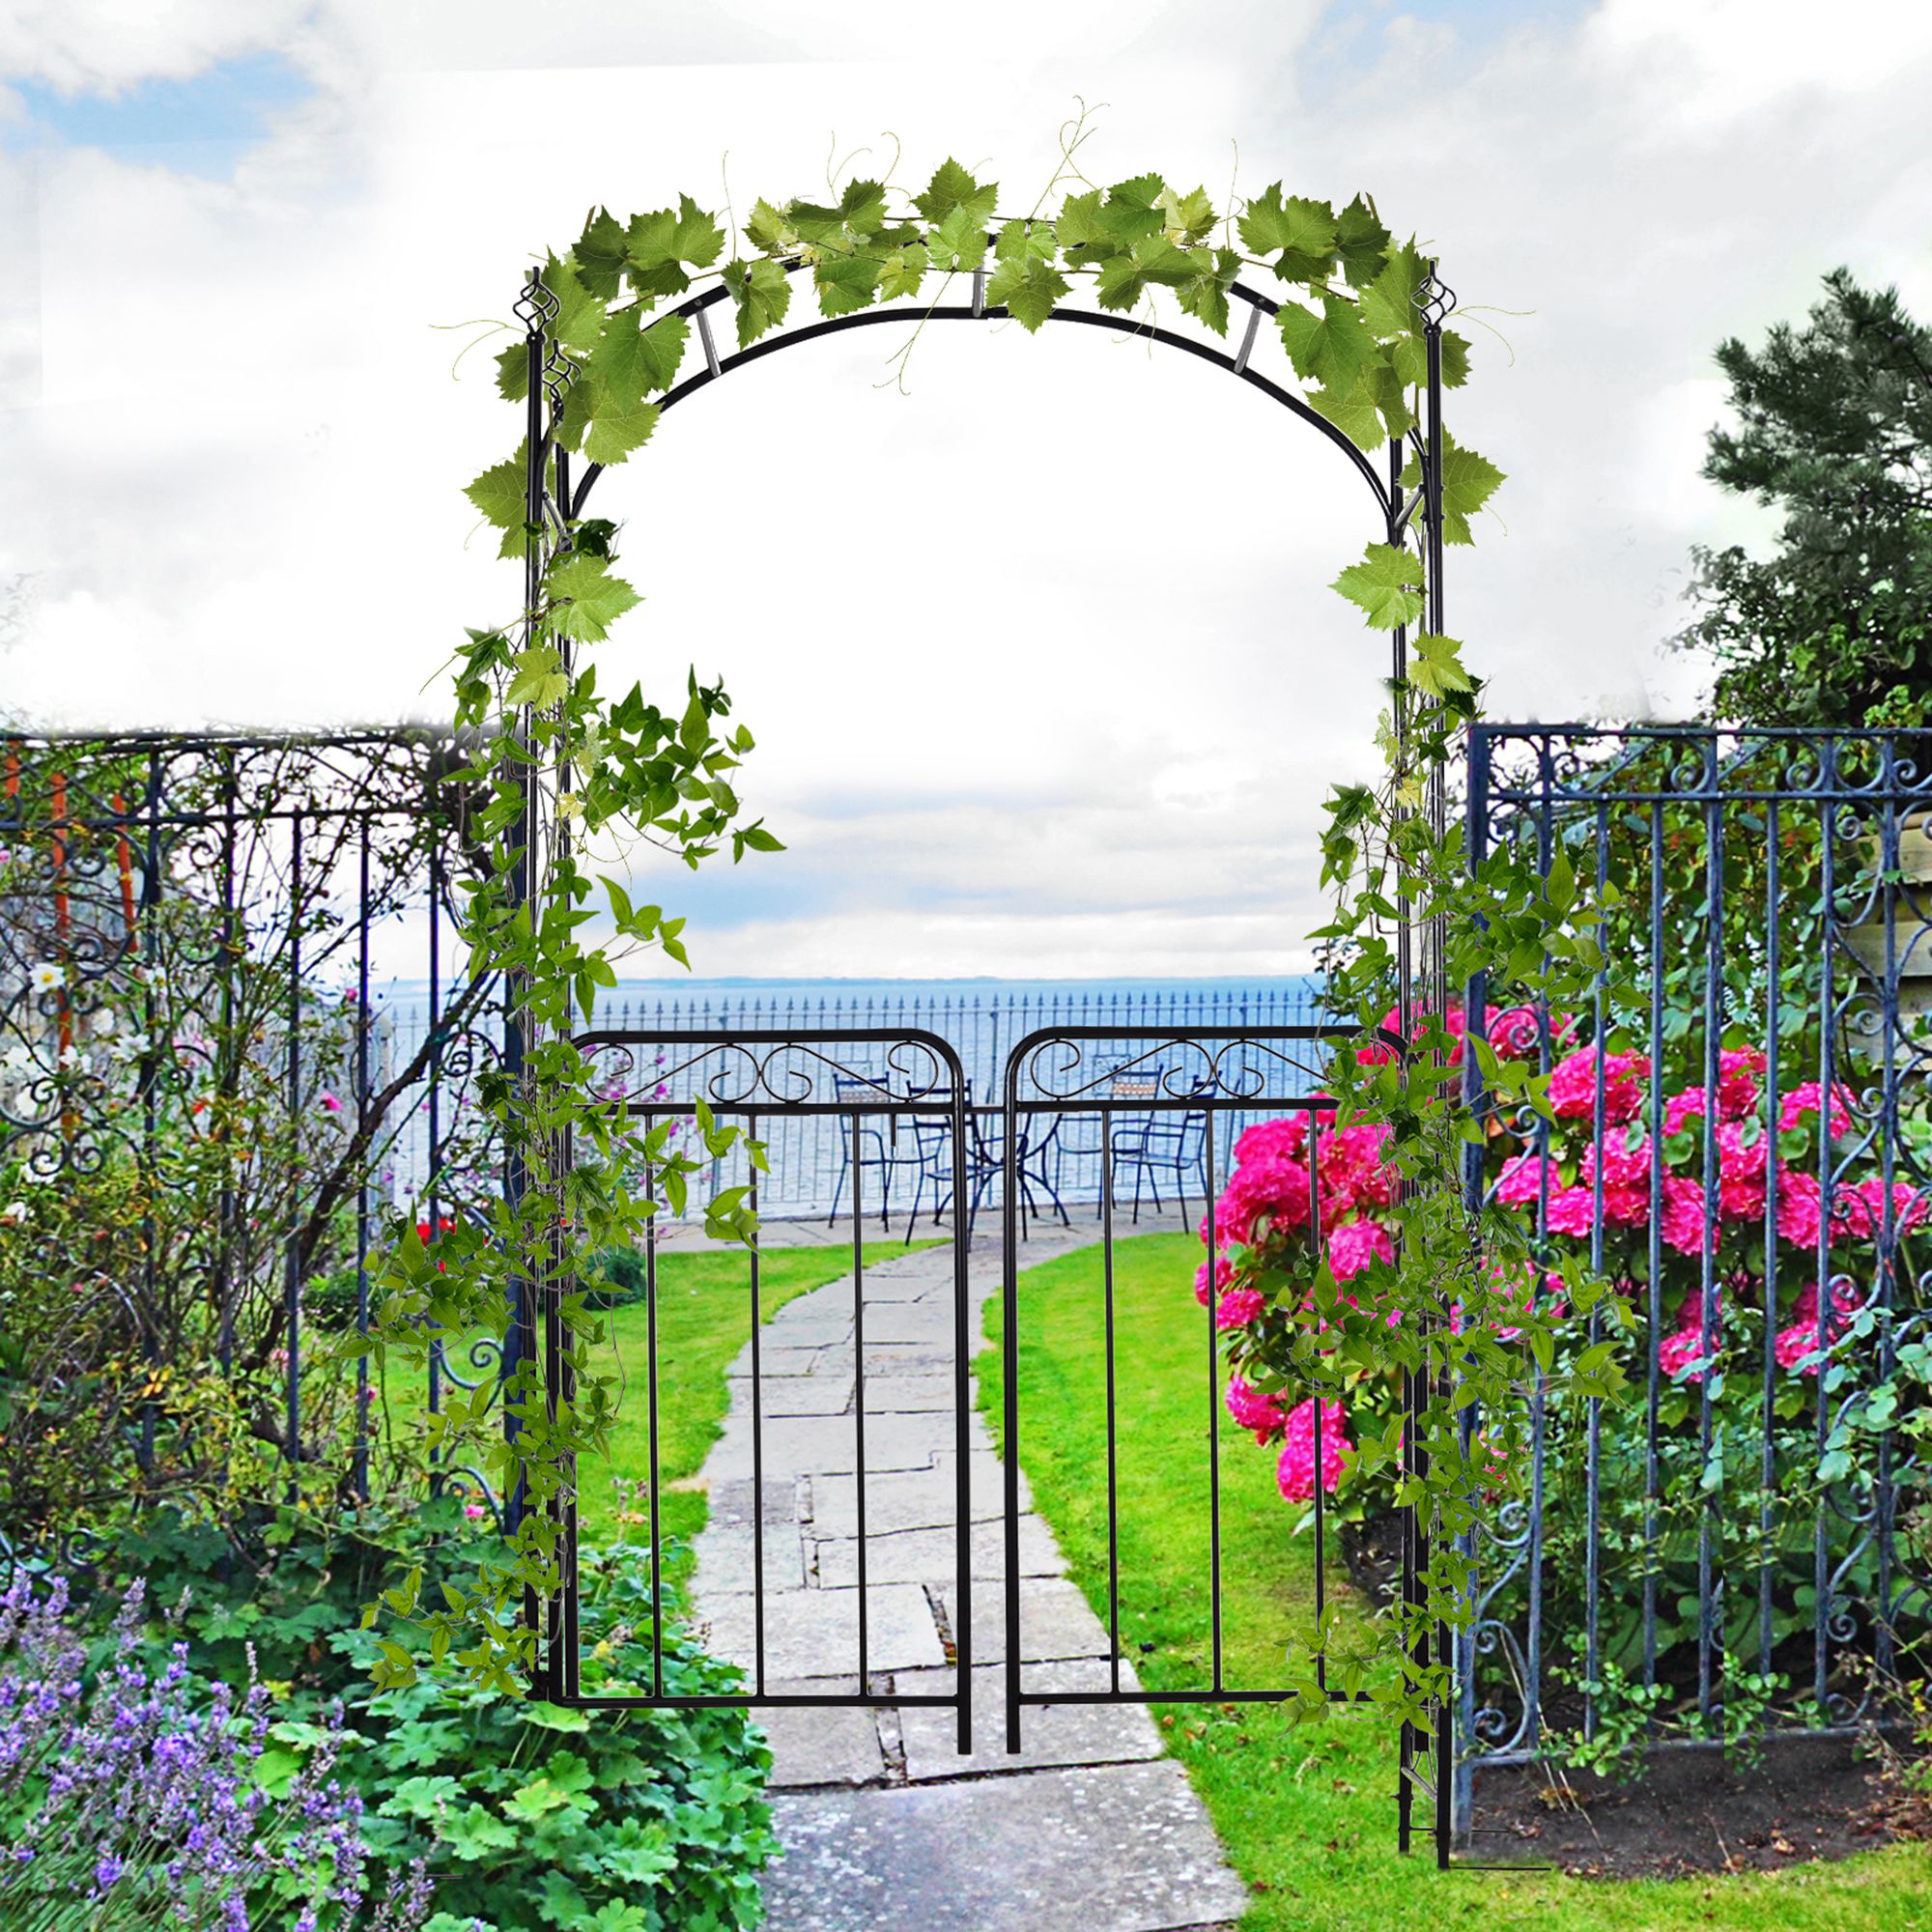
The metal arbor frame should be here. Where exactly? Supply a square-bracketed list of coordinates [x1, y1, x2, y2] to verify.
[511, 243, 1461, 1856]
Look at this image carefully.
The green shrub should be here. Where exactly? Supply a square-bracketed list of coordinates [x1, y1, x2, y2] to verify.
[582, 1245, 648, 1311]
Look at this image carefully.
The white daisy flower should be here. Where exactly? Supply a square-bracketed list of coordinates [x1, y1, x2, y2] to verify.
[31, 962, 63, 991]
[57, 1043, 80, 1069]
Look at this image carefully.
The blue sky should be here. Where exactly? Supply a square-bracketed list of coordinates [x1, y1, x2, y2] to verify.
[2, 0, 1929, 980]
[5, 53, 312, 177]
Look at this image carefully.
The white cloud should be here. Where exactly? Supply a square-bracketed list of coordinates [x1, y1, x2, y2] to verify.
[3, 0, 1932, 977]
[0, 1, 313, 93]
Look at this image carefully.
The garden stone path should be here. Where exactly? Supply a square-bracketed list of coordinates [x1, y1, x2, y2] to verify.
[685, 1221, 1248, 1932]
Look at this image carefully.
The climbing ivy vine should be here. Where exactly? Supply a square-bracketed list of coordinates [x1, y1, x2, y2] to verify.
[345, 129, 1620, 1729]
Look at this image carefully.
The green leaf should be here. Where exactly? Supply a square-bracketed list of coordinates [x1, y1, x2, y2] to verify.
[1238, 185, 1336, 282]
[914, 157, 998, 230]
[505, 644, 570, 709]
[442, 1802, 521, 1861]
[1402, 432, 1507, 544]
[877, 242, 928, 301]
[1175, 246, 1241, 336]
[987, 252, 1069, 332]
[1057, 180, 1164, 264]
[572, 208, 629, 300]
[788, 178, 890, 245]
[1334, 193, 1391, 288]
[1331, 542, 1425, 630]
[926, 205, 989, 273]
[588, 312, 685, 410]
[1157, 183, 1216, 244]
[745, 197, 793, 255]
[1410, 632, 1473, 699]
[1360, 240, 1430, 337]
[582, 397, 659, 467]
[995, 218, 1058, 265]
[624, 194, 724, 298]
[1277, 293, 1377, 393]
[494, 344, 527, 402]
[723, 256, 791, 349]
[1440, 327, 1471, 387]
[1308, 377, 1387, 453]
[546, 554, 640, 643]
[814, 252, 880, 317]
[465, 448, 526, 530]
[544, 253, 607, 355]
[1094, 234, 1192, 312]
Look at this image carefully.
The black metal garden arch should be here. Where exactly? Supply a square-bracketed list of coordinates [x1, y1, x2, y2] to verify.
[511, 242, 1460, 1859]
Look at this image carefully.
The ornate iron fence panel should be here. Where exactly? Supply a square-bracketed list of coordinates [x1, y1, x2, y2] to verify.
[0, 730, 502, 1547]
[1453, 725, 1932, 1850]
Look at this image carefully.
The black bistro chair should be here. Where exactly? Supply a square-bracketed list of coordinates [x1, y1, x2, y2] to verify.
[1053, 1063, 1163, 1218]
[825, 1072, 917, 1229]
[1109, 1071, 1214, 1225]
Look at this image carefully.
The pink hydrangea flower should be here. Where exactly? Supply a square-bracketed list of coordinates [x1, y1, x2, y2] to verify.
[1545, 1186, 1597, 1237]
[1194, 1253, 1236, 1307]
[1225, 1374, 1286, 1443]
[1209, 1158, 1310, 1245]
[1777, 1082, 1855, 1139]
[1315, 1122, 1395, 1214]
[1659, 1289, 1720, 1381]
[1216, 1287, 1265, 1330]
[1548, 1046, 1649, 1124]
[1776, 1172, 1874, 1249]
[1496, 1151, 1555, 1208]
[1660, 1175, 1717, 1257]
[1662, 1052, 1767, 1137]
[1856, 1178, 1928, 1236]
[1578, 1133, 1653, 1225]
[1326, 1219, 1394, 1283]
[1276, 1397, 1351, 1503]
[1715, 1122, 1770, 1222]
[1232, 1116, 1309, 1168]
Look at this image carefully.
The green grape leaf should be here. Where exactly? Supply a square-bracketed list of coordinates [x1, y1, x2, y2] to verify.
[914, 157, 998, 229]
[1158, 184, 1216, 244]
[1058, 181, 1164, 264]
[494, 343, 526, 402]
[1238, 185, 1336, 282]
[1334, 193, 1391, 288]
[994, 218, 1058, 265]
[926, 204, 989, 272]
[788, 178, 890, 246]
[1176, 246, 1241, 336]
[1360, 239, 1430, 337]
[1362, 355, 1415, 441]
[589, 311, 685, 410]
[572, 208, 629, 299]
[723, 256, 791, 348]
[1440, 327, 1471, 388]
[877, 242, 928, 301]
[744, 197, 793, 255]
[623, 194, 724, 299]
[582, 397, 659, 467]
[1308, 376, 1387, 453]
[987, 252, 1069, 331]
[545, 253, 607, 355]
[1331, 541, 1425, 630]
[814, 252, 880, 316]
[1277, 292, 1378, 393]
[1094, 234, 1192, 312]
[505, 644, 569, 709]
[1409, 632, 1473, 699]
[546, 554, 640, 643]
[1402, 432, 1507, 544]
[464, 447, 526, 530]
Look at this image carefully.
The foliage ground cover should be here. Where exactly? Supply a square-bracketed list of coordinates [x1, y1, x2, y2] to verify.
[979, 1230, 1932, 1930]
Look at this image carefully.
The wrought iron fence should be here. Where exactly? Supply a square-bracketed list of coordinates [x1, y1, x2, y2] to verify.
[1453, 725, 1932, 1845]
[0, 730, 500, 1538]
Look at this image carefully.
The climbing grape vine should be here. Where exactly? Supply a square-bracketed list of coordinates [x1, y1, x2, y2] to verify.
[345, 125, 1622, 1730]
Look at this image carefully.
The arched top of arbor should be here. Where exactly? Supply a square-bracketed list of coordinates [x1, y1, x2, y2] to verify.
[559, 254, 1404, 530]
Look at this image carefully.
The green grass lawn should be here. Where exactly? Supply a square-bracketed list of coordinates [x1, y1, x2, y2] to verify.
[977, 1231, 1932, 1932]
[383, 1237, 927, 1607]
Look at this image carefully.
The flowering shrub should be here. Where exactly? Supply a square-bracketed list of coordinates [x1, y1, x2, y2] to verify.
[1200, 1013, 1927, 1518]
[0, 1571, 437, 1932]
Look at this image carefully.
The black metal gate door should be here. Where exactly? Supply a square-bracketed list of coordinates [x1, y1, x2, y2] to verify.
[998, 1023, 1444, 1849]
[552, 1028, 975, 1750]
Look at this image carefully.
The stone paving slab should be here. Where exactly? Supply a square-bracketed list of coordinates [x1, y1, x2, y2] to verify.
[895, 1660, 1161, 1781]
[706, 1410, 954, 1480]
[761, 1759, 1248, 1932]
[810, 1461, 986, 1539]
[811, 1514, 1065, 1589]
[939, 1577, 1124, 1665]
[852, 1372, 955, 1410]
[849, 1302, 961, 1346]
[754, 1375, 858, 1417]
[689, 1522, 806, 1593]
[728, 1344, 836, 1378]
[753, 1678, 888, 1791]
[699, 1582, 947, 1678]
